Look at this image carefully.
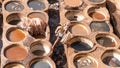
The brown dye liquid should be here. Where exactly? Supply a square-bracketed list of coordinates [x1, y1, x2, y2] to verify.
[65, 11, 78, 21]
[96, 36, 115, 47]
[91, 12, 105, 20]
[28, 12, 45, 22]
[5, 45, 28, 61]
[65, 11, 84, 21]
[7, 13, 21, 25]
[71, 24, 88, 36]
[32, 50, 45, 56]
[64, 0, 81, 7]
[8, 29, 25, 42]
[31, 42, 46, 56]
[9, 19, 21, 25]
[103, 56, 120, 67]
[4, 63, 25, 68]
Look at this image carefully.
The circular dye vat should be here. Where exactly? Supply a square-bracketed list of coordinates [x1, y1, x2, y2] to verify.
[96, 34, 116, 47]
[30, 61, 51, 68]
[27, 12, 47, 39]
[28, 12, 47, 21]
[74, 56, 97, 68]
[30, 41, 51, 56]
[90, 12, 105, 20]
[70, 24, 88, 36]
[4, 45, 28, 61]
[69, 37, 93, 51]
[4, 63, 25, 68]
[90, 21, 110, 32]
[6, 13, 21, 25]
[7, 28, 25, 42]
[65, 11, 84, 21]
[102, 50, 120, 67]
[89, 0, 104, 3]
[5, 1, 24, 12]
[28, 0, 46, 10]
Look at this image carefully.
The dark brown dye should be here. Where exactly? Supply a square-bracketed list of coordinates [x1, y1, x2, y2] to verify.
[28, 31, 46, 39]
[9, 20, 21, 25]
[32, 50, 45, 56]
[28, 0, 45, 10]
[7, 13, 21, 25]
[96, 36, 115, 47]
[48, 0, 58, 4]
[4, 63, 25, 68]
[0, 27, 3, 39]
[0, 3, 2, 8]
[5, 1, 24, 12]
[30, 61, 51, 68]
[71, 41, 92, 51]
[31, 42, 46, 56]
[90, 21, 110, 32]
[65, 11, 84, 21]
[103, 56, 120, 67]
[74, 57, 97, 68]
[89, 0, 104, 2]
[0, 14, 3, 26]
